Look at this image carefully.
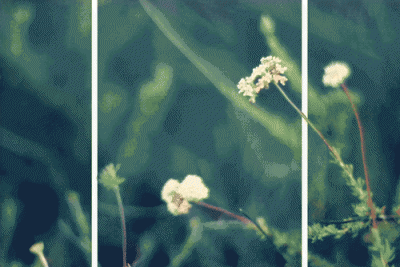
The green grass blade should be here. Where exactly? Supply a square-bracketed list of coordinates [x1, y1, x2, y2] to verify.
[139, 0, 300, 154]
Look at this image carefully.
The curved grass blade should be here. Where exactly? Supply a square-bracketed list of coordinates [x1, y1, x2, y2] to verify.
[139, 0, 300, 153]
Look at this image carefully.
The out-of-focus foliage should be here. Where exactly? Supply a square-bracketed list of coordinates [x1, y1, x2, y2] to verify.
[307, 0, 400, 266]
[99, 0, 301, 266]
[0, 0, 91, 266]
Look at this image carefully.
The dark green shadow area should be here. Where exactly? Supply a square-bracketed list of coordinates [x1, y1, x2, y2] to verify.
[0, 0, 91, 266]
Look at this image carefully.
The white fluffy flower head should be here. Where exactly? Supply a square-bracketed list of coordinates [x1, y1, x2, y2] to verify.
[161, 175, 209, 215]
[322, 62, 351, 88]
[237, 56, 288, 103]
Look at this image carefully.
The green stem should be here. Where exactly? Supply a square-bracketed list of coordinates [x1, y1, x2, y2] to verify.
[239, 208, 271, 238]
[113, 186, 127, 267]
[274, 82, 342, 163]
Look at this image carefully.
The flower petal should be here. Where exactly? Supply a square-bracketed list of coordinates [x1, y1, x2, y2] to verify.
[161, 179, 180, 203]
[178, 175, 209, 201]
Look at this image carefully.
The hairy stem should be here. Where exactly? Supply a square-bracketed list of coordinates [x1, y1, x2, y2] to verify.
[341, 83, 377, 229]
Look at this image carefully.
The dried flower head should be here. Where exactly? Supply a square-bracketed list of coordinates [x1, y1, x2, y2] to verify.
[30, 242, 49, 267]
[161, 175, 209, 215]
[237, 56, 288, 103]
[322, 62, 351, 88]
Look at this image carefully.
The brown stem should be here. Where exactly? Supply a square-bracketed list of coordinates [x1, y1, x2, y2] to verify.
[341, 83, 377, 229]
[131, 245, 141, 267]
[195, 201, 252, 225]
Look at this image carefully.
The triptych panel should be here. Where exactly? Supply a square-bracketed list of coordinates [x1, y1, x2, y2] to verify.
[0, 1, 399, 266]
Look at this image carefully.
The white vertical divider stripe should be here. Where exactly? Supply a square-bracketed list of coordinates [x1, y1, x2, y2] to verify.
[92, 0, 98, 266]
[302, 0, 308, 266]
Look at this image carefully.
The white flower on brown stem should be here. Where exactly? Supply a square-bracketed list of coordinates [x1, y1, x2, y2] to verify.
[161, 175, 209, 215]
[237, 56, 288, 103]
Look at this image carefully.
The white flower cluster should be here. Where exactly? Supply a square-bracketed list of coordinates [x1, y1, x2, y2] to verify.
[237, 56, 288, 103]
[322, 62, 351, 88]
[161, 175, 209, 215]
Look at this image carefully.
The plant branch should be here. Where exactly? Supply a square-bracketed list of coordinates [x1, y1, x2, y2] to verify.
[274, 82, 375, 225]
[273, 82, 343, 165]
[341, 83, 377, 229]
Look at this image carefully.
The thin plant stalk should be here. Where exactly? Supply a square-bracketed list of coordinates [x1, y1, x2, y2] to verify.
[194, 201, 252, 225]
[113, 186, 128, 267]
[341, 82, 377, 229]
[273, 82, 340, 160]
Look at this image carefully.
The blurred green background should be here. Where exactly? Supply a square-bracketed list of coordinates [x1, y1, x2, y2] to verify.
[307, 1, 400, 266]
[98, 0, 301, 266]
[0, 0, 91, 266]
